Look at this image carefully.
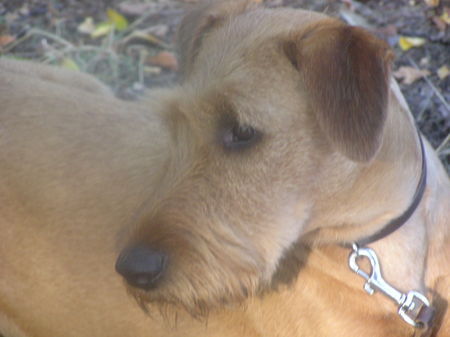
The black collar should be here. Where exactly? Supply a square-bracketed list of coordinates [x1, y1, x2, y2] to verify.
[352, 131, 427, 247]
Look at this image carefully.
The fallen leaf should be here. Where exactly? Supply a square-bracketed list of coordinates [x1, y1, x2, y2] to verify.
[77, 17, 96, 35]
[91, 22, 114, 39]
[107, 8, 128, 31]
[425, 0, 439, 7]
[398, 36, 426, 51]
[60, 58, 79, 71]
[437, 65, 449, 80]
[0, 35, 15, 47]
[440, 8, 450, 25]
[432, 16, 447, 31]
[144, 66, 162, 75]
[147, 51, 178, 71]
[394, 66, 430, 85]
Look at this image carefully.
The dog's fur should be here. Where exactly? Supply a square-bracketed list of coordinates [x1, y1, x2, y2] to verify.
[0, 1, 449, 336]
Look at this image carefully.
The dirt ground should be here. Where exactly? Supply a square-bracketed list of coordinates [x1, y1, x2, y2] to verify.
[0, 0, 449, 171]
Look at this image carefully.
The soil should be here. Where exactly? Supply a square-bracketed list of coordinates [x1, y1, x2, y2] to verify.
[0, 0, 449, 171]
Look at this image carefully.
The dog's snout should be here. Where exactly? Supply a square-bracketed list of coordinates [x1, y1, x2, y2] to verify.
[115, 245, 167, 290]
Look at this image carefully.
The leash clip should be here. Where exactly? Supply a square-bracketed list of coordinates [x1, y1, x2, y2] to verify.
[348, 244, 431, 328]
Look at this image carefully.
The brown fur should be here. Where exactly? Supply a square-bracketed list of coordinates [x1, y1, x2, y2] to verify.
[0, 1, 449, 336]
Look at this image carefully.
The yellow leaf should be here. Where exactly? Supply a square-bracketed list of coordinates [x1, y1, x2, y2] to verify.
[398, 36, 426, 51]
[60, 58, 79, 71]
[440, 11, 450, 25]
[107, 8, 128, 31]
[437, 65, 449, 80]
[91, 22, 114, 38]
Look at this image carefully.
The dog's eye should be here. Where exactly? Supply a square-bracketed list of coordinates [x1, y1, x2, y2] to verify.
[223, 124, 259, 150]
[232, 125, 255, 142]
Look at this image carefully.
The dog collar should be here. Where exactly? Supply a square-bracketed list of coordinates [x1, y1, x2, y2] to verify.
[347, 131, 435, 333]
[355, 130, 427, 247]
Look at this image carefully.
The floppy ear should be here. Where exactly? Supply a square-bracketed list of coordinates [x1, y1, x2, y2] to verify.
[285, 20, 393, 161]
[176, 0, 256, 79]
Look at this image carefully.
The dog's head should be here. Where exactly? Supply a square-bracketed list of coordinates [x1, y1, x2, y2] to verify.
[116, 0, 393, 317]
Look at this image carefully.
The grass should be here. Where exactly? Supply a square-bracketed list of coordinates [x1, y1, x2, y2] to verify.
[0, 7, 172, 94]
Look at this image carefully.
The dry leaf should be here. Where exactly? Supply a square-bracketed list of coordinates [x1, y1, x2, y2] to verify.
[425, 0, 439, 7]
[394, 66, 430, 85]
[147, 51, 178, 71]
[440, 8, 450, 25]
[91, 22, 114, 39]
[0, 35, 15, 47]
[77, 17, 96, 35]
[432, 16, 447, 31]
[437, 65, 449, 80]
[107, 8, 128, 31]
[144, 66, 162, 75]
[399, 36, 426, 51]
[60, 58, 80, 71]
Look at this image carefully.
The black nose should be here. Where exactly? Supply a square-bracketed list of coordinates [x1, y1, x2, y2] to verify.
[115, 245, 167, 290]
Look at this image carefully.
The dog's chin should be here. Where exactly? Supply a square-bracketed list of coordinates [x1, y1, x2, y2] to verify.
[124, 274, 263, 320]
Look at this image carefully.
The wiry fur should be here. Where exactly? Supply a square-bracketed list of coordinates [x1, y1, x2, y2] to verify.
[0, 1, 448, 337]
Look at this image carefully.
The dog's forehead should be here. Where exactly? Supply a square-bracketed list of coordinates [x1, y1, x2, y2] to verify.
[205, 7, 329, 55]
[223, 7, 329, 36]
[182, 8, 326, 126]
[189, 8, 329, 86]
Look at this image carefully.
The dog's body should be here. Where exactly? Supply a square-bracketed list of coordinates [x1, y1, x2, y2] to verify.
[0, 1, 449, 336]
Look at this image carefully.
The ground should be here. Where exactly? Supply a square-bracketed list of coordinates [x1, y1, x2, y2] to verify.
[0, 0, 449, 171]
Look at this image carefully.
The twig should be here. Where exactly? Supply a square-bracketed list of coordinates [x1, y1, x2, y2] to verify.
[121, 9, 157, 36]
[2, 28, 74, 53]
[436, 134, 450, 155]
[415, 89, 433, 122]
[438, 148, 450, 159]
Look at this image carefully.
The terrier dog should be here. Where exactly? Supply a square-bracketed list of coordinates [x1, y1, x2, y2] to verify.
[0, 1, 448, 337]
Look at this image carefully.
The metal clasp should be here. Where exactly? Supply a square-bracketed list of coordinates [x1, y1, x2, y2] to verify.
[348, 244, 431, 327]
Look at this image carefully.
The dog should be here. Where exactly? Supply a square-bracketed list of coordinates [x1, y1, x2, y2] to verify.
[0, 1, 448, 336]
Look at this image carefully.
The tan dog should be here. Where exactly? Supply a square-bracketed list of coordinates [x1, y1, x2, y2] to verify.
[0, 1, 449, 337]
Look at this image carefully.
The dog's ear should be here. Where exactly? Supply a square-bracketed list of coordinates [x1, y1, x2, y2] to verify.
[285, 20, 393, 162]
[177, 0, 256, 78]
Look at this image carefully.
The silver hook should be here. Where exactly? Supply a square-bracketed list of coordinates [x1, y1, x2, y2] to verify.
[349, 245, 405, 303]
[348, 244, 431, 327]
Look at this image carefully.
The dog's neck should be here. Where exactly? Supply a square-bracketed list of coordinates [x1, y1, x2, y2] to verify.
[301, 79, 432, 293]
